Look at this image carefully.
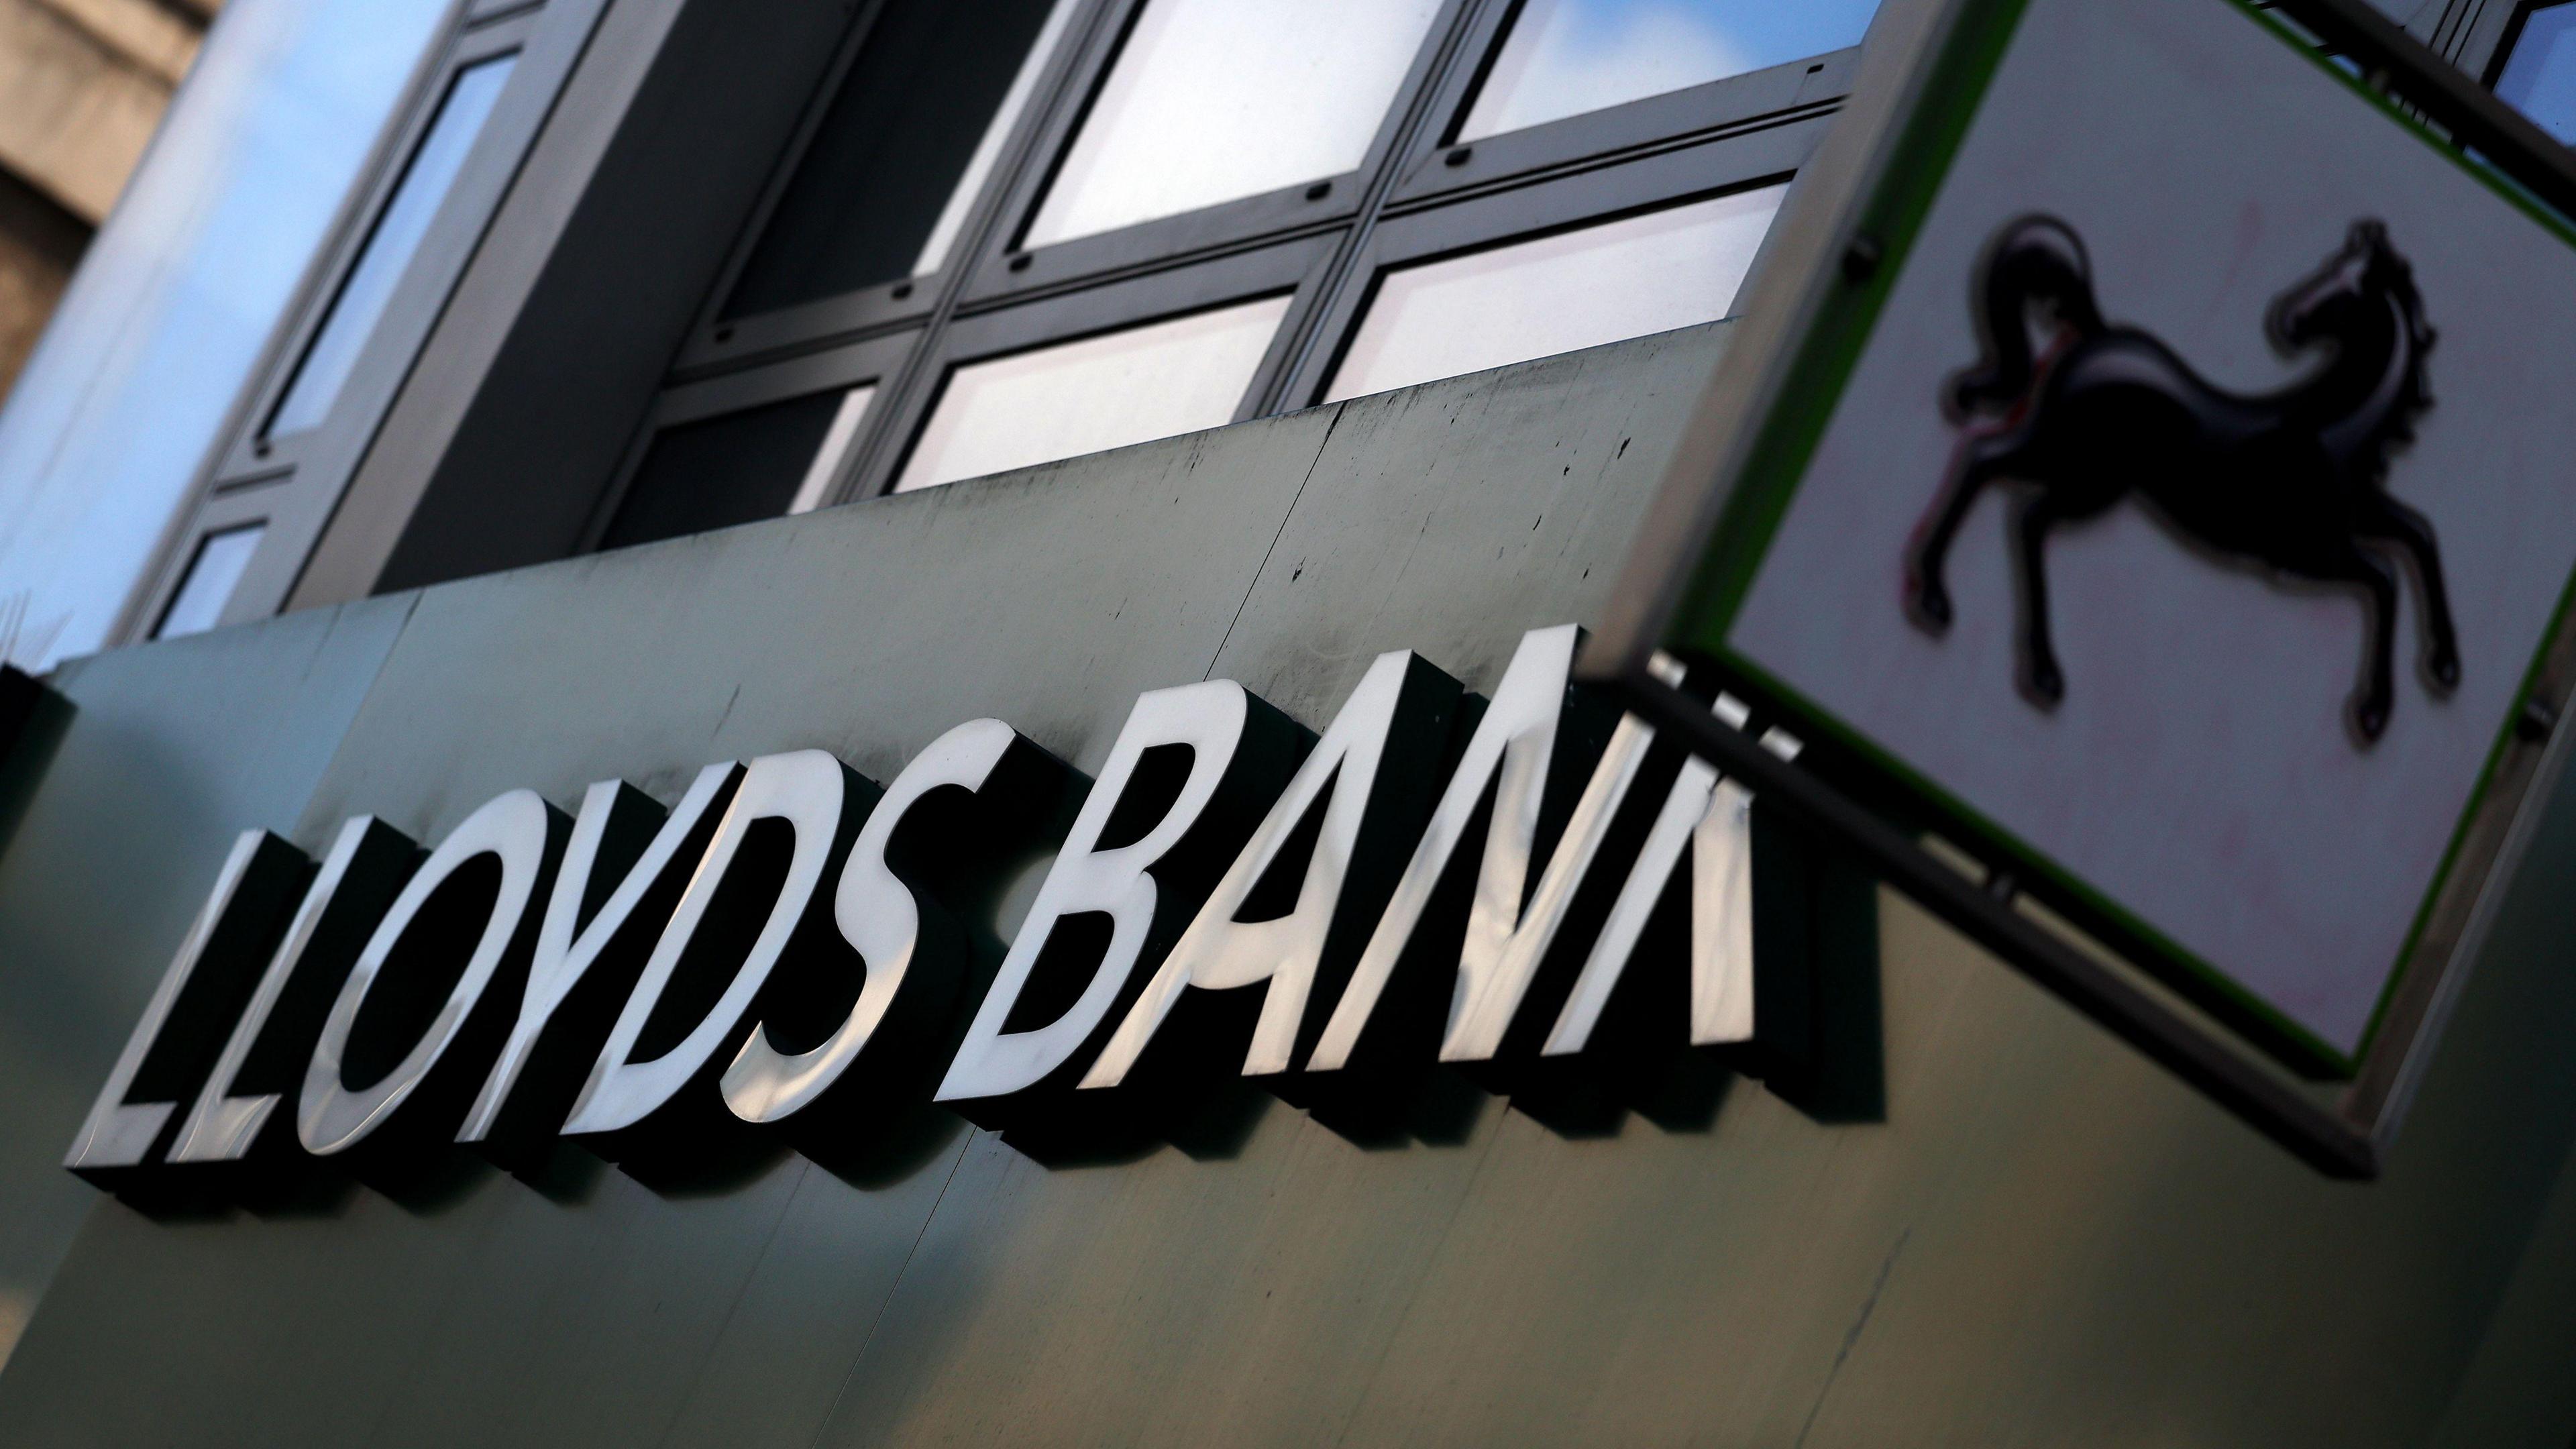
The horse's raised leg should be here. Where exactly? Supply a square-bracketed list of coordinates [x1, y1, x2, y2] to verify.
[2357, 494, 2461, 694]
[1907, 432, 2015, 633]
[2323, 543, 2402, 743]
[2010, 490, 2069, 708]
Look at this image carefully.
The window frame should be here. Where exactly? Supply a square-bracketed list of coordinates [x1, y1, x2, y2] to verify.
[127, 0, 604, 641]
[178, 0, 1913, 616]
[952, 0, 1480, 309]
[578, 327, 920, 552]
[854, 231, 1343, 499]
[1287, 106, 1834, 409]
[1389, 4, 1863, 208]
[616, 0, 1874, 537]
[662, 0, 1108, 382]
[213, 9, 549, 480]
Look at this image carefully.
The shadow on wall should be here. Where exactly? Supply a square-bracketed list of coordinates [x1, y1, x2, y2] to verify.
[0, 665, 62, 857]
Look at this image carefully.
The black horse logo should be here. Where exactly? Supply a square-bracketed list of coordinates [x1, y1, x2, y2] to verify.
[1902, 215, 2454, 745]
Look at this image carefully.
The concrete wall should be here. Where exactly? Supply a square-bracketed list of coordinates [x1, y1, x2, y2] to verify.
[2, 325, 2574, 1446]
[0, 0, 212, 402]
[0, 0, 209, 227]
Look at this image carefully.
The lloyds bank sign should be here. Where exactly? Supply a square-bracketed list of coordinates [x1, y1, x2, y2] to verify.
[67, 625, 1821, 1192]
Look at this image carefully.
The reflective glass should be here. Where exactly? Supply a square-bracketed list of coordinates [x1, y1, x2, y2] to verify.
[788, 387, 879, 514]
[897, 297, 1289, 492]
[722, 0, 1075, 317]
[2497, 3, 2576, 144]
[268, 50, 519, 438]
[0, 0, 449, 670]
[1326, 184, 1782, 403]
[1458, 0, 1879, 142]
[601, 386, 872, 550]
[154, 524, 267, 639]
[1022, 0, 1444, 249]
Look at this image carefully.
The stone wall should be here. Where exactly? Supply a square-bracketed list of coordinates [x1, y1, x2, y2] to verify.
[0, 0, 215, 398]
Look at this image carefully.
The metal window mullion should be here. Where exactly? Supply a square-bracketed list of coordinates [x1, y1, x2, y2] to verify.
[843, 233, 1339, 500]
[816, 0, 1131, 505]
[664, 0, 946, 376]
[1387, 54, 1858, 211]
[1245, 0, 1497, 417]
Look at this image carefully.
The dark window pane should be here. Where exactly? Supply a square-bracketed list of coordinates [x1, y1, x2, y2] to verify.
[2498, 2, 2576, 144]
[723, 0, 1069, 319]
[602, 388, 862, 549]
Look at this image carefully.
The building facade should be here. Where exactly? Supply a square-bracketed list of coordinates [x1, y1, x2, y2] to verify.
[3, 0, 2576, 1444]
[0, 0, 215, 401]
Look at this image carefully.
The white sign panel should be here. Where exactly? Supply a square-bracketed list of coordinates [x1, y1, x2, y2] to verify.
[1612, 0, 2576, 1166]
[1733, 0, 2576, 1063]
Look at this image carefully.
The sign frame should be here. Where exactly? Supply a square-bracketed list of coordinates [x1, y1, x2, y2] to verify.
[1586, 0, 2576, 1177]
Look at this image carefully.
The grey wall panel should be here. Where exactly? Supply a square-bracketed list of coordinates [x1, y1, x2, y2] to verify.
[2430, 1134, 2576, 1446]
[0, 597, 411, 1376]
[294, 398, 1340, 845]
[1208, 323, 1729, 711]
[1, 1182, 509, 1448]
[1331, 847, 2576, 1447]
[653, 1138, 972, 1449]
[361, 1157, 812, 1449]
[802, 325, 1737, 1449]
[3, 324, 2576, 1448]
[813, 1094, 1518, 1449]
[0, 387, 1348, 1449]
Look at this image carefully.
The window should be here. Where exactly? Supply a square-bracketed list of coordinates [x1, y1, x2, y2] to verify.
[132, 0, 599, 643]
[1325, 184, 1783, 402]
[186, 0, 1883, 602]
[1022, 0, 1447, 248]
[582, 0, 1872, 535]
[720, 0, 1077, 318]
[602, 386, 877, 549]
[154, 525, 266, 640]
[2495, 2, 2576, 144]
[588, 329, 911, 553]
[898, 297, 1291, 492]
[1458, 0, 1880, 141]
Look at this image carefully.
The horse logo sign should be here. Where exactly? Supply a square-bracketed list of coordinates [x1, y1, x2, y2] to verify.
[1904, 215, 2455, 744]
[1591, 0, 2576, 1169]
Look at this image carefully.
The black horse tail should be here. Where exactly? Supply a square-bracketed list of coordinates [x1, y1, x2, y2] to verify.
[1946, 215, 2104, 420]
